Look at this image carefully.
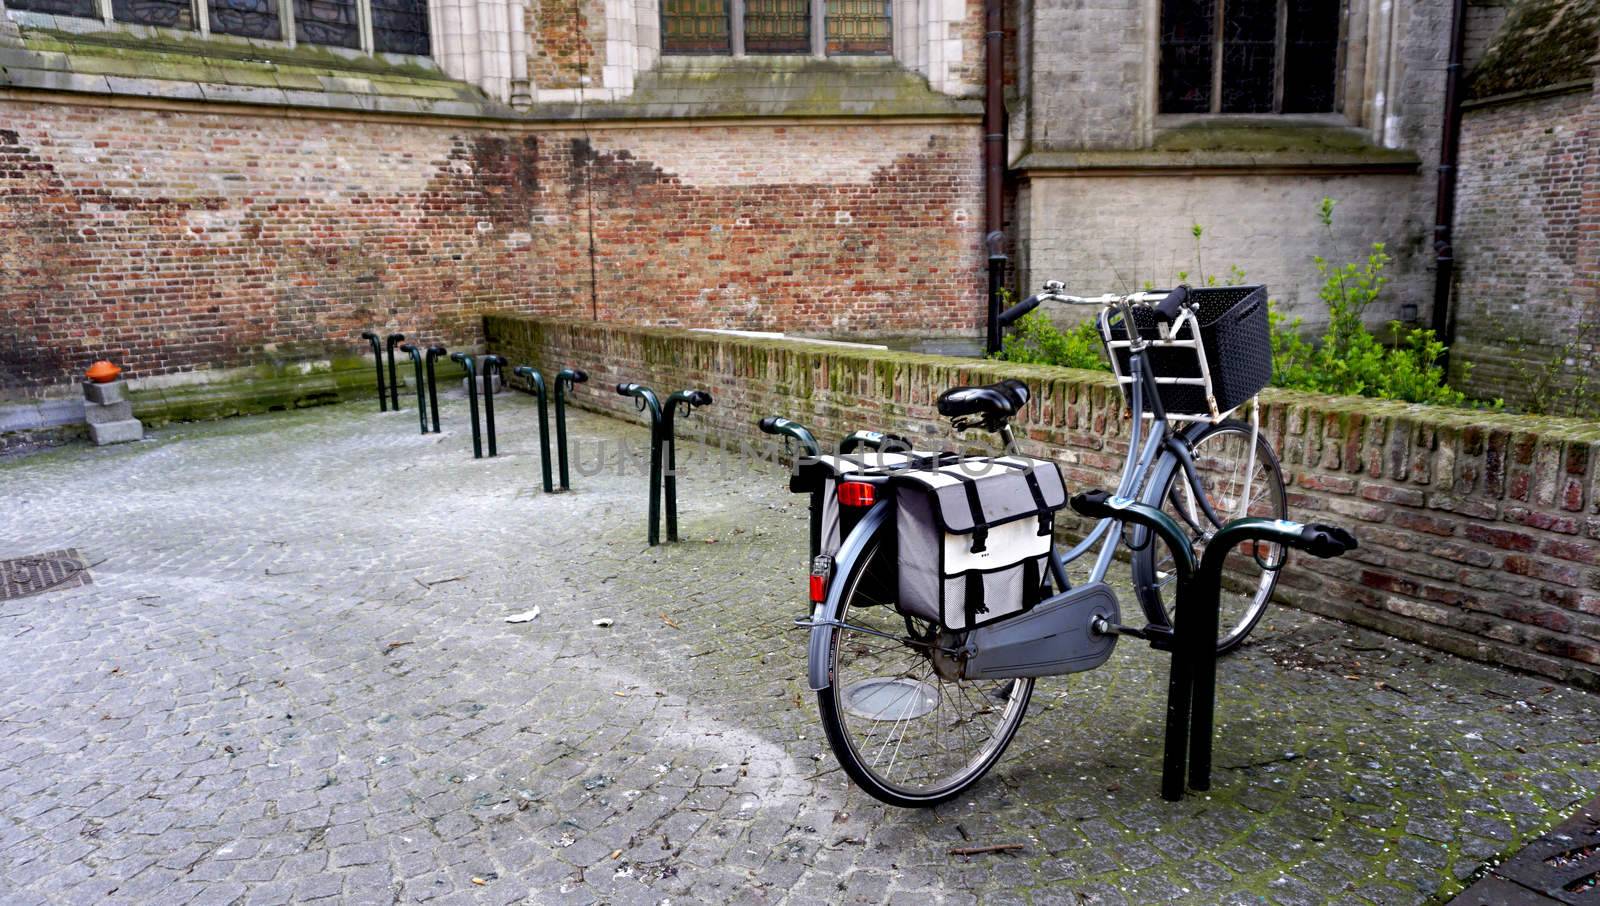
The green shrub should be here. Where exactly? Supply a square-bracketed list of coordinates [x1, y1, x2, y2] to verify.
[998, 310, 1109, 372]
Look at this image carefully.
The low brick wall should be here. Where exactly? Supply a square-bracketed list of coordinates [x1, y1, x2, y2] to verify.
[486, 315, 1600, 689]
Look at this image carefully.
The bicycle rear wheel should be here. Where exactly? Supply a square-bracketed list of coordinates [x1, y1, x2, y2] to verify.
[1132, 419, 1287, 654]
[815, 533, 1034, 808]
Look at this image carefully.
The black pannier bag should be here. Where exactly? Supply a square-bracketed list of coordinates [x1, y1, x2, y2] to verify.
[1105, 284, 1272, 416]
[892, 455, 1068, 631]
[795, 449, 933, 557]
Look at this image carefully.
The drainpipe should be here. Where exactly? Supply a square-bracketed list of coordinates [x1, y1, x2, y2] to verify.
[983, 0, 1007, 355]
[1429, 0, 1468, 364]
[507, 0, 531, 108]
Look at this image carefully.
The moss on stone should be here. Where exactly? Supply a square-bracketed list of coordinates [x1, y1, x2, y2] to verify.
[1468, 0, 1600, 98]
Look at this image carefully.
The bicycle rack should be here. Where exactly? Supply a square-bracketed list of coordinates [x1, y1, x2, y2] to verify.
[838, 430, 913, 455]
[616, 383, 664, 546]
[513, 366, 553, 492]
[1070, 490, 1356, 801]
[359, 331, 387, 412]
[480, 355, 508, 457]
[451, 353, 483, 458]
[423, 346, 447, 433]
[662, 389, 713, 542]
[385, 333, 405, 412]
[555, 368, 588, 491]
[399, 344, 427, 434]
[758, 416, 824, 555]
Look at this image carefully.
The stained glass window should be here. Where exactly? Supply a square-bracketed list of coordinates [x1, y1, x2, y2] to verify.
[1283, 0, 1341, 112]
[4, 0, 98, 17]
[209, 0, 281, 38]
[1160, 0, 1340, 114]
[294, 0, 359, 46]
[826, 0, 889, 54]
[372, 0, 429, 54]
[113, 0, 195, 28]
[662, 0, 731, 53]
[744, 0, 809, 53]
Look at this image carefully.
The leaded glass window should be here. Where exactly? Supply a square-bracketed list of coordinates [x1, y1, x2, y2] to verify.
[4, 0, 98, 18]
[209, 0, 281, 38]
[662, 0, 732, 52]
[1160, 0, 1342, 114]
[825, 0, 889, 54]
[744, 0, 808, 53]
[294, 0, 359, 46]
[112, 0, 194, 27]
[371, 0, 429, 54]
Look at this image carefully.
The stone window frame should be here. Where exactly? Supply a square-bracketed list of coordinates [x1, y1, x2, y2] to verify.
[1144, 0, 1401, 145]
[3, 0, 428, 58]
[660, 0, 891, 57]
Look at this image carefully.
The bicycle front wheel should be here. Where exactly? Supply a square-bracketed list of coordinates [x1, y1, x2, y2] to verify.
[1132, 418, 1288, 654]
[815, 533, 1034, 808]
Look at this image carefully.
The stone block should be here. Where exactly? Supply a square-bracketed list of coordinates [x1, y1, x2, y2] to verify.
[89, 419, 143, 445]
[82, 380, 126, 405]
[85, 401, 134, 425]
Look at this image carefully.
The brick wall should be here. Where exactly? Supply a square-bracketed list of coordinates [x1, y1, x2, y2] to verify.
[1453, 85, 1598, 406]
[486, 314, 1600, 689]
[0, 99, 983, 396]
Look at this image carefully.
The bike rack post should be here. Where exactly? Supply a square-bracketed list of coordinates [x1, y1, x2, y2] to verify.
[450, 353, 482, 458]
[1188, 519, 1356, 792]
[759, 416, 824, 556]
[359, 331, 387, 412]
[424, 346, 447, 433]
[555, 368, 588, 490]
[399, 344, 427, 434]
[513, 366, 553, 492]
[480, 355, 507, 457]
[1069, 491, 1197, 802]
[661, 389, 713, 542]
[616, 383, 664, 546]
[385, 333, 405, 411]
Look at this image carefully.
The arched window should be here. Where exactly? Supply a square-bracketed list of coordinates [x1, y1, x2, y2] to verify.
[1160, 0, 1342, 114]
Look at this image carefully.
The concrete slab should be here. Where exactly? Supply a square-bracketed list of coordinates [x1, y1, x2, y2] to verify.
[87, 418, 142, 444]
[83, 400, 133, 425]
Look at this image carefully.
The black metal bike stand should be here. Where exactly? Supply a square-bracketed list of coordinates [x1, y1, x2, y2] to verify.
[385, 333, 405, 411]
[480, 355, 507, 457]
[1069, 490, 1358, 801]
[555, 368, 588, 490]
[424, 346, 446, 433]
[616, 383, 664, 545]
[400, 344, 427, 434]
[451, 353, 482, 458]
[513, 366, 553, 492]
[758, 416, 825, 556]
[360, 332, 387, 412]
[661, 389, 713, 542]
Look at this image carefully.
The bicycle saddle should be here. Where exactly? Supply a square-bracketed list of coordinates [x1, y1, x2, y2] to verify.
[937, 379, 1030, 422]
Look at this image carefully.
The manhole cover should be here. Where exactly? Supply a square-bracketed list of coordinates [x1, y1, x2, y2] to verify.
[1452, 795, 1600, 904]
[842, 677, 938, 722]
[0, 549, 93, 601]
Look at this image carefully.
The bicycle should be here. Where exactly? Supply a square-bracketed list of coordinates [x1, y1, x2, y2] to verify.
[759, 283, 1291, 807]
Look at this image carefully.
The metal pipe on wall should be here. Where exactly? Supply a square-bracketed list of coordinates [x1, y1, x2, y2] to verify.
[1430, 0, 1469, 364]
[983, 0, 1008, 355]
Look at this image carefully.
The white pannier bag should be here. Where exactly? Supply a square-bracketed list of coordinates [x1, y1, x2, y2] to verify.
[893, 455, 1068, 631]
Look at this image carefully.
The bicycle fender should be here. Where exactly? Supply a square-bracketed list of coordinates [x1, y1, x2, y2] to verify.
[807, 499, 891, 692]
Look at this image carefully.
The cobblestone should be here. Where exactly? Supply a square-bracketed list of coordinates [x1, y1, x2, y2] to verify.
[1, 395, 1598, 904]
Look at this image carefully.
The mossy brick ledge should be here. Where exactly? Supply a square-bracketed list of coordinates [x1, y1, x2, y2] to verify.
[486, 314, 1600, 690]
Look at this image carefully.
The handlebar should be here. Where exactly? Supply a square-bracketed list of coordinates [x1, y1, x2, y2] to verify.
[759, 416, 822, 458]
[558, 368, 588, 384]
[1008, 283, 1195, 325]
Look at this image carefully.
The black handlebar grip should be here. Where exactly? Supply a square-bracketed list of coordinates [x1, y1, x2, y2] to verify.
[399, 343, 417, 353]
[687, 390, 713, 407]
[571, 369, 589, 383]
[1299, 523, 1358, 558]
[616, 382, 634, 394]
[758, 416, 784, 434]
[1153, 285, 1189, 323]
[360, 331, 378, 339]
[997, 294, 1043, 327]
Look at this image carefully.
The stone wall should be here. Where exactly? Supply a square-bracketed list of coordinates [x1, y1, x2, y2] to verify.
[486, 314, 1600, 689]
[0, 98, 983, 397]
[1453, 84, 1599, 407]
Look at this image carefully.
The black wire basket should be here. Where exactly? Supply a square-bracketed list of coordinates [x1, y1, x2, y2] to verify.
[1104, 285, 1272, 417]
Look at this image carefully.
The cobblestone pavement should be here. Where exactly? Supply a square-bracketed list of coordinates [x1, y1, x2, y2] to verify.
[2, 394, 1598, 906]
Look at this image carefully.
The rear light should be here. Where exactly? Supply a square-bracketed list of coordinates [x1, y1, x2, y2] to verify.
[837, 481, 876, 507]
[809, 555, 833, 603]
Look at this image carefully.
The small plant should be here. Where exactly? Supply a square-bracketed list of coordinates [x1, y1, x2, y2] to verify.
[1507, 296, 1600, 417]
[998, 310, 1109, 372]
